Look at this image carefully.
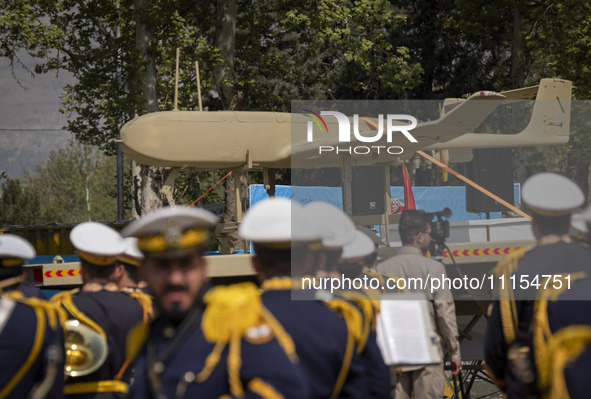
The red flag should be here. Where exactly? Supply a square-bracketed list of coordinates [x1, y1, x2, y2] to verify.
[402, 165, 416, 210]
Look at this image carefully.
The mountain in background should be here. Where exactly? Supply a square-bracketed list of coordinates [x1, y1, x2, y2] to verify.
[0, 55, 72, 179]
[0, 130, 70, 178]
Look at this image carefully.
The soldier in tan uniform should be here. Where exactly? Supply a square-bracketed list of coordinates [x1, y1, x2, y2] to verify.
[377, 209, 462, 399]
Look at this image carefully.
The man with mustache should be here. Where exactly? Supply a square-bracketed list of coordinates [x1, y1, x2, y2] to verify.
[377, 210, 462, 399]
[124, 206, 305, 398]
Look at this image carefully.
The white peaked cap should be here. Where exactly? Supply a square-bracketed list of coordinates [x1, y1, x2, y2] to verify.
[581, 206, 591, 224]
[522, 172, 584, 216]
[70, 222, 126, 257]
[122, 206, 218, 238]
[341, 229, 376, 260]
[304, 201, 356, 248]
[0, 234, 36, 260]
[122, 237, 144, 260]
[239, 197, 323, 243]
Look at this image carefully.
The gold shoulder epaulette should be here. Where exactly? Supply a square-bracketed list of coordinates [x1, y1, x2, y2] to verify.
[15, 296, 67, 330]
[50, 288, 79, 304]
[202, 282, 263, 343]
[200, 282, 297, 398]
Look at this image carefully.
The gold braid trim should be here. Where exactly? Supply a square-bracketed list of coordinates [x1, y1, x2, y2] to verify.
[78, 251, 116, 266]
[50, 288, 80, 303]
[128, 291, 154, 323]
[532, 299, 552, 383]
[64, 380, 129, 394]
[260, 306, 298, 363]
[199, 281, 301, 395]
[539, 326, 591, 399]
[330, 318, 355, 399]
[6, 291, 67, 330]
[0, 306, 45, 399]
[499, 297, 518, 345]
[325, 300, 363, 352]
[532, 272, 588, 394]
[125, 321, 149, 368]
[202, 283, 262, 343]
[195, 341, 226, 383]
[228, 333, 243, 397]
[543, 273, 586, 302]
[369, 299, 380, 329]
[352, 299, 373, 354]
[16, 296, 67, 330]
[259, 277, 304, 363]
[52, 290, 106, 339]
[137, 228, 208, 253]
[1, 290, 24, 300]
[116, 255, 141, 267]
[201, 282, 269, 398]
[261, 277, 293, 291]
[0, 258, 25, 267]
[248, 378, 284, 399]
[492, 246, 531, 344]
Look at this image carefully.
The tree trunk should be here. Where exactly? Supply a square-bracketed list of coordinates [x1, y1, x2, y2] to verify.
[510, 0, 525, 89]
[214, 0, 243, 250]
[214, 0, 237, 109]
[131, 0, 163, 218]
[510, 0, 527, 185]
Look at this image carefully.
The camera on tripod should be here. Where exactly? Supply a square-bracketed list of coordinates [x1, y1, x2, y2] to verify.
[425, 207, 452, 259]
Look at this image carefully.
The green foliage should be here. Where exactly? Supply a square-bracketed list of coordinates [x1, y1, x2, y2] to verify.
[172, 170, 227, 206]
[0, 140, 118, 225]
[1, 0, 427, 221]
[525, 1, 591, 198]
[0, 178, 43, 225]
[2, 0, 224, 154]
[2, 0, 589, 207]
[2, 0, 424, 121]
[232, 0, 422, 107]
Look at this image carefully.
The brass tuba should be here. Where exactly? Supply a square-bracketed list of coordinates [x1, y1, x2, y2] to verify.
[64, 319, 108, 377]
